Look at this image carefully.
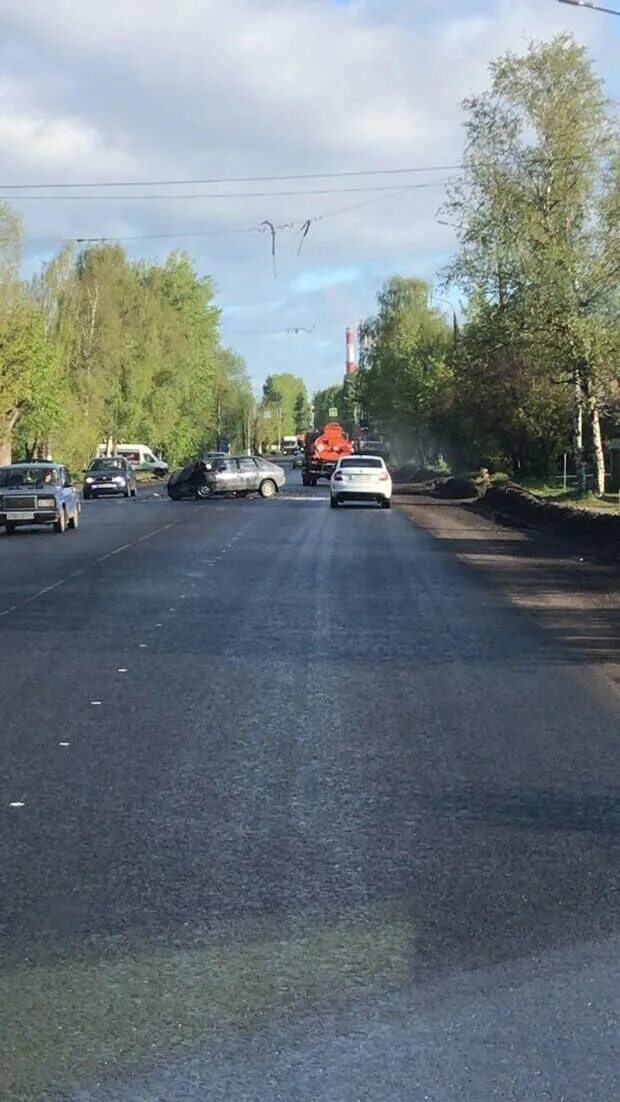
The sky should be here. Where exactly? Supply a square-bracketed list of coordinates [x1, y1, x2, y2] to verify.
[0, 0, 617, 395]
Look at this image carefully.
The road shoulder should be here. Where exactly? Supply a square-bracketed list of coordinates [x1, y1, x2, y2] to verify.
[396, 492, 620, 700]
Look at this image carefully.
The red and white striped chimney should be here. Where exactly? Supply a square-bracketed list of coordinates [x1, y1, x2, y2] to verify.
[345, 327, 356, 376]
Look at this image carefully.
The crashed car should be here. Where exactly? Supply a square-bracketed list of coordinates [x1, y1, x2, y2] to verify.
[166, 461, 208, 500]
[167, 456, 285, 500]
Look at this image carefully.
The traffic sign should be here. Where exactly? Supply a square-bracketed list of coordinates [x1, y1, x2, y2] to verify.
[328, 407, 338, 418]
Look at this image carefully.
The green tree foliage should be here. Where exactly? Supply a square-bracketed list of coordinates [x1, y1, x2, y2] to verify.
[262, 373, 310, 436]
[313, 384, 343, 432]
[357, 277, 453, 464]
[0, 232, 253, 469]
[444, 34, 619, 489]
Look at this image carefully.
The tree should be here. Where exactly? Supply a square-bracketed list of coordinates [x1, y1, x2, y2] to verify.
[294, 390, 311, 433]
[444, 34, 619, 492]
[357, 277, 453, 464]
[0, 296, 61, 463]
[262, 373, 309, 436]
[313, 384, 343, 432]
[0, 202, 25, 462]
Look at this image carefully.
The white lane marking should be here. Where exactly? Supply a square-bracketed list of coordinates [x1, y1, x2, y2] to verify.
[97, 543, 132, 562]
[9, 801, 25, 808]
[90, 701, 102, 706]
[0, 522, 179, 619]
[117, 668, 128, 673]
[155, 624, 162, 628]
[59, 742, 70, 748]
[139, 643, 148, 648]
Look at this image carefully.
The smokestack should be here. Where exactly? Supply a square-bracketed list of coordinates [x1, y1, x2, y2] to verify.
[345, 327, 356, 376]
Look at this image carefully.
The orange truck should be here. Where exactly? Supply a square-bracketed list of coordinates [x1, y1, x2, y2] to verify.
[301, 422, 354, 486]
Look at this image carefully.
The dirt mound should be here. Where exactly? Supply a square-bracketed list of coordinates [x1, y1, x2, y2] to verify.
[477, 483, 620, 554]
[432, 475, 485, 500]
[392, 464, 445, 485]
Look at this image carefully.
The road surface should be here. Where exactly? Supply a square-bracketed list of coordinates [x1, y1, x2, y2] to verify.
[1, 470, 618, 1101]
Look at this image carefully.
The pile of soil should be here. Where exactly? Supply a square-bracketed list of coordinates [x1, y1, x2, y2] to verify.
[432, 475, 486, 500]
[391, 464, 445, 485]
[474, 483, 620, 555]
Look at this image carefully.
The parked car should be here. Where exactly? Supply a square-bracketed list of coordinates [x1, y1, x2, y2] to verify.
[0, 462, 81, 534]
[329, 455, 392, 509]
[83, 457, 137, 499]
[96, 444, 168, 476]
[167, 456, 285, 500]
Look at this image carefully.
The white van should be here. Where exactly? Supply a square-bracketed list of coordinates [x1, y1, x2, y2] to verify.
[97, 444, 168, 475]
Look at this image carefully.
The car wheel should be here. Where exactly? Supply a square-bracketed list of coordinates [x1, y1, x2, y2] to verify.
[381, 498, 391, 510]
[4, 522, 16, 535]
[131, 487, 137, 498]
[196, 484, 213, 499]
[301, 473, 310, 486]
[330, 495, 339, 508]
[54, 508, 67, 533]
[83, 490, 91, 500]
[68, 507, 79, 529]
[259, 479, 277, 499]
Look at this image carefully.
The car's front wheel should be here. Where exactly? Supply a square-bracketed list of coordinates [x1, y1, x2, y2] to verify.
[196, 484, 213, 499]
[330, 495, 339, 508]
[83, 489, 91, 500]
[54, 508, 67, 533]
[259, 479, 277, 499]
[4, 522, 16, 535]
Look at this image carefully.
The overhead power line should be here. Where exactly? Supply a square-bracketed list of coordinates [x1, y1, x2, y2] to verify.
[0, 153, 603, 192]
[0, 164, 466, 190]
[21, 184, 424, 245]
[5, 180, 449, 202]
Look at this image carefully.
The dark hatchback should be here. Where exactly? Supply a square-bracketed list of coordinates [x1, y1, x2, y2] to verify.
[83, 457, 137, 499]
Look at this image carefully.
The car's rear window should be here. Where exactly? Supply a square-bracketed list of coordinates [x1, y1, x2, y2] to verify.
[339, 457, 384, 469]
[89, 458, 125, 470]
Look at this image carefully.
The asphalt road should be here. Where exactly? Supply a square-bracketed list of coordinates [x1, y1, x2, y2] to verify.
[0, 470, 618, 1101]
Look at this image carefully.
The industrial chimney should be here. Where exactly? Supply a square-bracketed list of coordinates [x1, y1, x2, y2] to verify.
[345, 327, 357, 376]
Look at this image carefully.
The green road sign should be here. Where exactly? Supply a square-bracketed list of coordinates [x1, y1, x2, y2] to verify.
[328, 407, 338, 418]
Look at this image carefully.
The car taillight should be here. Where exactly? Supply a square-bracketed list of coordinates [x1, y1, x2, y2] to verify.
[379, 472, 389, 481]
[333, 471, 344, 481]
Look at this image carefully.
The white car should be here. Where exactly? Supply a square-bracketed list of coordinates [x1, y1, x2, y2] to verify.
[330, 455, 392, 509]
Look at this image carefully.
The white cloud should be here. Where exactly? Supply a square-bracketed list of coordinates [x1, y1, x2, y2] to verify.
[0, 0, 615, 391]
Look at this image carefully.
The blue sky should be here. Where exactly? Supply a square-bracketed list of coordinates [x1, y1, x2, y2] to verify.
[0, 0, 617, 395]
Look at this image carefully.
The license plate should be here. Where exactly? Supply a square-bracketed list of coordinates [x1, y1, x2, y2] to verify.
[6, 511, 34, 520]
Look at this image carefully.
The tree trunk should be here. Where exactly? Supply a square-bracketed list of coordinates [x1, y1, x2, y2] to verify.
[572, 370, 587, 497]
[0, 409, 20, 465]
[587, 393, 606, 497]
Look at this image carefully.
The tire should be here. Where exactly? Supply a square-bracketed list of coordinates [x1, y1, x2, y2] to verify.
[54, 508, 67, 533]
[83, 490, 91, 500]
[4, 522, 16, 535]
[301, 473, 310, 486]
[131, 487, 137, 498]
[381, 498, 391, 510]
[68, 507, 79, 530]
[196, 484, 213, 499]
[259, 479, 277, 499]
[330, 495, 339, 509]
